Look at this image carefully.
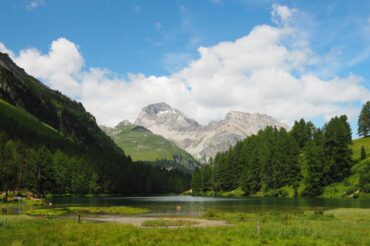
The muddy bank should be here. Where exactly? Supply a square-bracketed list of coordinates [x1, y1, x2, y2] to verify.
[83, 215, 230, 228]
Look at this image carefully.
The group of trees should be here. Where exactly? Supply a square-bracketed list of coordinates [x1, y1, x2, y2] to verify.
[192, 115, 355, 197]
[0, 129, 191, 202]
[0, 131, 99, 200]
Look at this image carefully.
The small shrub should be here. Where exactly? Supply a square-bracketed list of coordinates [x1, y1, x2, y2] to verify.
[314, 209, 325, 216]
[205, 209, 218, 218]
[264, 189, 289, 198]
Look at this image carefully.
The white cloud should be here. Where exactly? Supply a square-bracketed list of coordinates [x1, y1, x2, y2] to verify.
[0, 43, 15, 59]
[271, 4, 295, 26]
[14, 38, 83, 97]
[24, 0, 45, 11]
[3, 5, 369, 127]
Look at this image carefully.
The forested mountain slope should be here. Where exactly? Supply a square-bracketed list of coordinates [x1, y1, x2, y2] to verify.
[0, 52, 190, 196]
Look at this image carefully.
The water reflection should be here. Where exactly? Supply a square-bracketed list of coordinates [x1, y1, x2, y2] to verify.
[50, 195, 370, 216]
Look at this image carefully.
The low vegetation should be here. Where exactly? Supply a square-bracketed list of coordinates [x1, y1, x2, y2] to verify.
[66, 206, 149, 215]
[26, 208, 68, 217]
[25, 206, 149, 217]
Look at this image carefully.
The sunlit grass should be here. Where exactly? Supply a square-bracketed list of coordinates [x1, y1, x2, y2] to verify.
[1, 208, 370, 245]
[66, 206, 149, 215]
[24, 206, 149, 217]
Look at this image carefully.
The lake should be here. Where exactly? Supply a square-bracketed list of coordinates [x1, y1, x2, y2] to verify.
[50, 195, 370, 216]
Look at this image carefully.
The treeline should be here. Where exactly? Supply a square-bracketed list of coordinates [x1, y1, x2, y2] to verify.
[0, 130, 190, 201]
[192, 115, 358, 197]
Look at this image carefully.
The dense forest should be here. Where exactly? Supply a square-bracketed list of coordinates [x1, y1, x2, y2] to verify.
[192, 101, 370, 197]
[0, 129, 190, 201]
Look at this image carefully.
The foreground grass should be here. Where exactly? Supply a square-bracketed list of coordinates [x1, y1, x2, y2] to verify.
[1, 208, 370, 245]
[25, 206, 149, 216]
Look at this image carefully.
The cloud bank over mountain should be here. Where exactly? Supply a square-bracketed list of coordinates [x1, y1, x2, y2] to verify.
[0, 4, 368, 127]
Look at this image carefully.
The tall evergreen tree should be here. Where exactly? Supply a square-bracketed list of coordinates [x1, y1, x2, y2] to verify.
[358, 101, 370, 137]
[191, 168, 202, 193]
[301, 130, 325, 197]
[200, 165, 212, 192]
[323, 116, 352, 184]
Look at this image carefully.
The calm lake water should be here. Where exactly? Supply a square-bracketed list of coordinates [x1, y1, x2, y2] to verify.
[50, 195, 370, 216]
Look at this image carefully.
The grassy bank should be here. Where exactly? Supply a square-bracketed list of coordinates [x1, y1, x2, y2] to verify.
[1, 208, 370, 245]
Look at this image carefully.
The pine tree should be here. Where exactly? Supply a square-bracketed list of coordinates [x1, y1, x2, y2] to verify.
[361, 146, 367, 160]
[200, 165, 212, 192]
[323, 116, 352, 184]
[191, 168, 202, 193]
[358, 101, 370, 137]
[301, 130, 325, 197]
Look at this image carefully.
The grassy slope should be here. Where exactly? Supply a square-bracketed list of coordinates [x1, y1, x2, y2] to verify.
[0, 99, 67, 142]
[109, 125, 195, 162]
[1, 208, 370, 245]
[0, 54, 125, 159]
[351, 137, 370, 160]
[320, 137, 370, 198]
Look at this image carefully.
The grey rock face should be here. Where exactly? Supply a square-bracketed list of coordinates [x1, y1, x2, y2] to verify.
[135, 102, 289, 162]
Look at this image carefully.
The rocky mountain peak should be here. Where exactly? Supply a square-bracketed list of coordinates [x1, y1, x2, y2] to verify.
[116, 120, 133, 128]
[135, 102, 201, 131]
[134, 103, 289, 161]
[142, 102, 173, 115]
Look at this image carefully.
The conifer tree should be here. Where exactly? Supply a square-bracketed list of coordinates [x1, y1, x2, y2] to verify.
[358, 101, 370, 137]
[191, 168, 202, 193]
[301, 130, 325, 197]
[323, 116, 352, 184]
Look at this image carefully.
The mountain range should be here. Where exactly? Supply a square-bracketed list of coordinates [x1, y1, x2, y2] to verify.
[128, 102, 288, 162]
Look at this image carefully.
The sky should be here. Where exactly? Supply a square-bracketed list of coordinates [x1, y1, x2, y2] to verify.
[0, 0, 369, 137]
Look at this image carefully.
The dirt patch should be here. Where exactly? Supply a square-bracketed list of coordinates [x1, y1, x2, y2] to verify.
[83, 216, 230, 228]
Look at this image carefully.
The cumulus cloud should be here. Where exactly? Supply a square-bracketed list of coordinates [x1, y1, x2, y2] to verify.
[14, 38, 83, 98]
[0, 43, 15, 59]
[271, 4, 295, 26]
[1, 5, 369, 127]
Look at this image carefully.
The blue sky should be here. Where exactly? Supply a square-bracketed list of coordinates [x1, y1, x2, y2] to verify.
[0, 0, 369, 136]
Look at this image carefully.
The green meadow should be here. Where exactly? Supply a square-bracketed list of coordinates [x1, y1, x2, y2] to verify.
[1, 208, 370, 245]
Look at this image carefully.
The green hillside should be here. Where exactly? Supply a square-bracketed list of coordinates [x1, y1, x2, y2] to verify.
[351, 137, 370, 160]
[320, 137, 370, 198]
[0, 98, 64, 141]
[104, 122, 200, 172]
